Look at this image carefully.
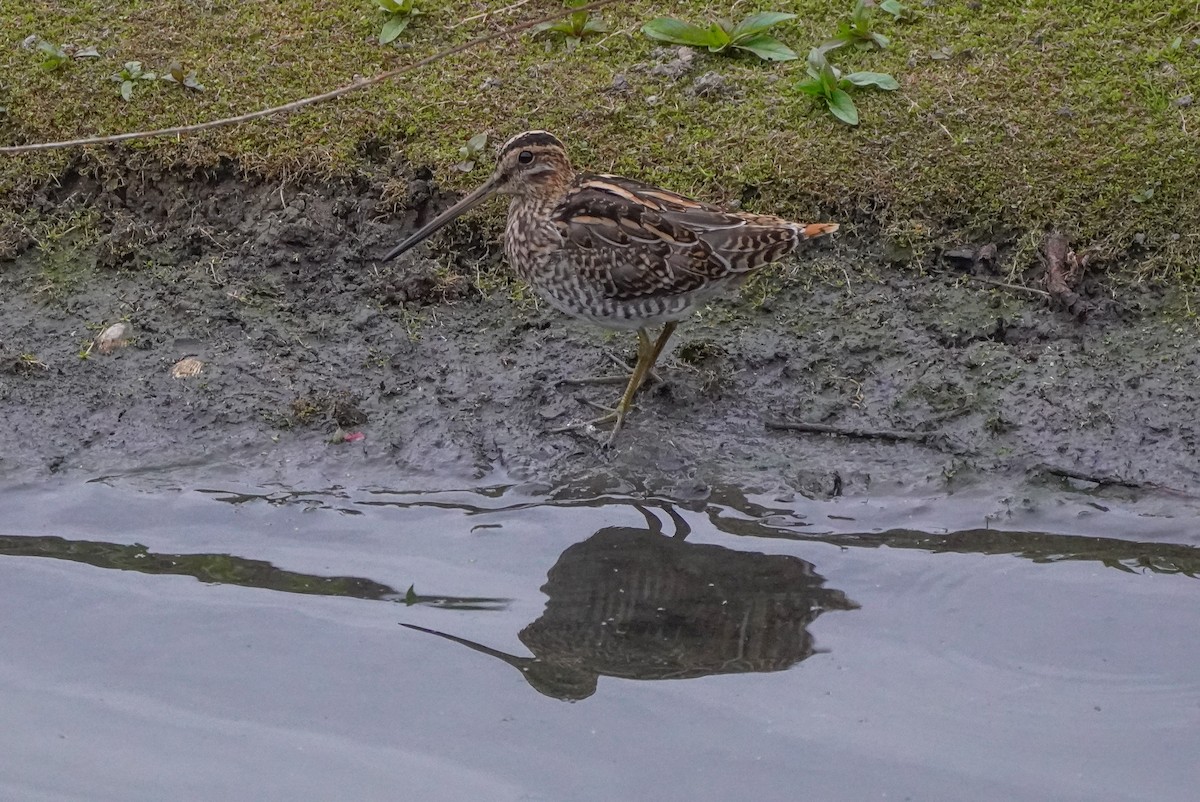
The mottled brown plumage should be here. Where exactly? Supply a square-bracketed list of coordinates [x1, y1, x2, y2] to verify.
[383, 130, 837, 444]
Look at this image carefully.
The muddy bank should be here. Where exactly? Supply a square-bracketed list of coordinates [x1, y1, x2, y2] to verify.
[1, 165, 1198, 500]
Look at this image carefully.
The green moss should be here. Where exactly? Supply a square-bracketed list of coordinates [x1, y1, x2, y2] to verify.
[19, 205, 101, 297]
[1, 0, 1198, 279]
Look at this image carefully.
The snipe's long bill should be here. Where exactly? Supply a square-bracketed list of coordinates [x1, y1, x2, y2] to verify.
[383, 174, 504, 262]
[382, 130, 838, 445]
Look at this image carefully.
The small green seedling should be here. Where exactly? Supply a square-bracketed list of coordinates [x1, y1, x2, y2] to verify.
[161, 61, 204, 91]
[642, 11, 798, 61]
[795, 48, 898, 125]
[1131, 182, 1160, 204]
[36, 40, 70, 71]
[17, 353, 48, 372]
[532, 0, 609, 51]
[24, 37, 99, 70]
[111, 61, 157, 101]
[829, 0, 891, 50]
[878, 0, 918, 22]
[376, 0, 422, 44]
[455, 132, 488, 172]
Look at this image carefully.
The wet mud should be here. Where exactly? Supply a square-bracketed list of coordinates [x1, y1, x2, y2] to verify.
[2, 164, 1198, 500]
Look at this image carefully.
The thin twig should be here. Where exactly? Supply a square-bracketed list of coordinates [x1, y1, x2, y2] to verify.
[765, 418, 975, 457]
[1037, 463, 1142, 489]
[766, 419, 929, 443]
[0, 0, 617, 155]
[899, 91, 953, 140]
[1035, 463, 1195, 497]
[965, 275, 1050, 298]
[454, 0, 533, 27]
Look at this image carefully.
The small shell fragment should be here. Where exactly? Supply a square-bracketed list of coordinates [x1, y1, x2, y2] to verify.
[96, 322, 133, 355]
[171, 356, 204, 379]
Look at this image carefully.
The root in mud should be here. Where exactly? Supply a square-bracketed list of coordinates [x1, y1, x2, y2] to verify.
[1042, 232, 1096, 321]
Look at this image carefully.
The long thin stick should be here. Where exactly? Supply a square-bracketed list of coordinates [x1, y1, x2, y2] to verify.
[454, 0, 533, 27]
[965, 275, 1051, 298]
[1, 0, 616, 155]
[765, 419, 931, 443]
[765, 418, 976, 457]
[1035, 463, 1184, 493]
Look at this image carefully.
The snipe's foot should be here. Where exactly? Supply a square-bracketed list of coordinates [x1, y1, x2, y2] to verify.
[548, 411, 617, 434]
[549, 398, 634, 446]
[552, 323, 677, 447]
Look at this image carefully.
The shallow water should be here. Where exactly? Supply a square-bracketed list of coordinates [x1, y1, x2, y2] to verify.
[2, 475, 1198, 802]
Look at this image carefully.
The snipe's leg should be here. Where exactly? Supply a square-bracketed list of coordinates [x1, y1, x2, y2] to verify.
[601, 327, 663, 445]
[639, 322, 678, 393]
[551, 323, 678, 446]
[551, 328, 655, 437]
[560, 330, 664, 389]
[599, 322, 679, 445]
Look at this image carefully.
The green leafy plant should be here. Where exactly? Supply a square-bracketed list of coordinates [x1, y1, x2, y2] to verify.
[17, 353, 49, 372]
[36, 40, 70, 71]
[878, 0, 917, 22]
[795, 48, 898, 125]
[31, 39, 100, 71]
[829, 0, 891, 50]
[376, 0, 422, 44]
[532, 0, 609, 51]
[642, 12, 798, 61]
[1131, 181, 1160, 204]
[110, 61, 156, 101]
[455, 132, 488, 172]
[161, 61, 205, 92]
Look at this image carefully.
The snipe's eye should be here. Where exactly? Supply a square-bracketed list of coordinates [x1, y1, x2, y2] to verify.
[518, 150, 534, 165]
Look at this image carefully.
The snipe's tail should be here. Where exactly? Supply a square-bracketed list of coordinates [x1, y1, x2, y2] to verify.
[801, 222, 839, 239]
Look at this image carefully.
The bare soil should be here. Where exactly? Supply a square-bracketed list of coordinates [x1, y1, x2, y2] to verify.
[2, 164, 1198, 501]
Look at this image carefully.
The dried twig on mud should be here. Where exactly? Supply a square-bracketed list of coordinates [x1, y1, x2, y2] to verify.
[1042, 232, 1095, 320]
[0, 0, 616, 155]
[766, 419, 929, 442]
[1036, 463, 1196, 497]
[965, 275, 1050, 298]
[765, 419, 971, 456]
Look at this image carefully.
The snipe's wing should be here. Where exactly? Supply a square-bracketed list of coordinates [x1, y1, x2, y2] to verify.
[551, 173, 835, 301]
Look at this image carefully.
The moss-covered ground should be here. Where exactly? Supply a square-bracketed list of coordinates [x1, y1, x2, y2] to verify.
[1, 1, 1197, 278]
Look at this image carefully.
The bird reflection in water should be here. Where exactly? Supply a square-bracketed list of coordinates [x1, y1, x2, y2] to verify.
[402, 505, 858, 701]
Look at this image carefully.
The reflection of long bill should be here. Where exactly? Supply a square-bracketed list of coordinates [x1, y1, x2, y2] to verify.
[381, 174, 503, 262]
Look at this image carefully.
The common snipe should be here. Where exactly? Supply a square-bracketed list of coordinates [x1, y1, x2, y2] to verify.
[383, 131, 837, 444]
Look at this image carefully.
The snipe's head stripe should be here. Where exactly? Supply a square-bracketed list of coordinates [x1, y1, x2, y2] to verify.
[501, 130, 565, 155]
